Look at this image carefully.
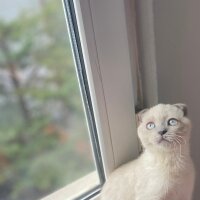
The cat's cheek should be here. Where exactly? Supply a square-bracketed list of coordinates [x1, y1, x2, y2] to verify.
[182, 118, 192, 132]
[143, 135, 155, 148]
[138, 132, 148, 147]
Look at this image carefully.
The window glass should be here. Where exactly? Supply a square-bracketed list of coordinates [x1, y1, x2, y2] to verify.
[0, 0, 99, 199]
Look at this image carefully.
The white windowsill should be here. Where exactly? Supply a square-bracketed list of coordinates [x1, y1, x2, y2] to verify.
[41, 172, 99, 200]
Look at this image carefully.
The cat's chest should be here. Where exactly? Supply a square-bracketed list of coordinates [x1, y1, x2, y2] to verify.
[134, 165, 180, 200]
[137, 167, 172, 186]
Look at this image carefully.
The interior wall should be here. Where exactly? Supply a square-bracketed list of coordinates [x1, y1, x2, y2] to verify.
[153, 0, 200, 199]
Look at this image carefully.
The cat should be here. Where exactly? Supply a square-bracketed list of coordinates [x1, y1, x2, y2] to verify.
[100, 103, 195, 200]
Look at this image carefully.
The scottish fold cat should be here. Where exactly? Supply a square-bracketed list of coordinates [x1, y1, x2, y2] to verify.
[101, 104, 195, 200]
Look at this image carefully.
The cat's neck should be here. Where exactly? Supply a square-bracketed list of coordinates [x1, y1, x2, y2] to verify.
[143, 144, 191, 171]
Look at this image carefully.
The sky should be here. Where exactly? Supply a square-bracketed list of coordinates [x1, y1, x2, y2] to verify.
[0, 0, 39, 21]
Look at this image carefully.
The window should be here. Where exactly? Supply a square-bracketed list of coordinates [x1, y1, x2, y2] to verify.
[0, 0, 103, 200]
[0, 0, 153, 199]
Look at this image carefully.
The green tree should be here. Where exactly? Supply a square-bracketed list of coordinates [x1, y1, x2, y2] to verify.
[0, 1, 94, 200]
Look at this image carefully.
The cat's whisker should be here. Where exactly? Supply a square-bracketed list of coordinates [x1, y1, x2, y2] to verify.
[174, 136, 182, 144]
[173, 137, 183, 158]
[172, 141, 176, 152]
[166, 133, 187, 146]
[169, 136, 187, 164]
[165, 136, 174, 142]
[175, 135, 187, 147]
[176, 135, 187, 145]
[164, 134, 177, 141]
[167, 132, 187, 144]
[164, 136, 180, 153]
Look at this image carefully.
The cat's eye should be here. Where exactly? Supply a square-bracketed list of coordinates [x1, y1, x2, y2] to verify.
[146, 122, 155, 130]
[168, 118, 178, 126]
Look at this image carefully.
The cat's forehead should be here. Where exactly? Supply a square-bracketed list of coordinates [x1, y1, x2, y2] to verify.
[143, 104, 183, 121]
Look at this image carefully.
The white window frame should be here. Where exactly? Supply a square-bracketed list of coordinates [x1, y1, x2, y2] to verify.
[74, 0, 141, 177]
[42, 0, 159, 199]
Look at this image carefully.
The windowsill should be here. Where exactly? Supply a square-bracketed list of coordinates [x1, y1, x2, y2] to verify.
[41, 172, 99, 200]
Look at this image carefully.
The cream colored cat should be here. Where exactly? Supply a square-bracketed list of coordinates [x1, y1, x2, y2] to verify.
[101, 103, 195, 200]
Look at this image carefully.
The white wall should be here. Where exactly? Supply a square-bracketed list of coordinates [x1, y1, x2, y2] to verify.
[154, 0, 200, 199]
[137, 0, 200, 199]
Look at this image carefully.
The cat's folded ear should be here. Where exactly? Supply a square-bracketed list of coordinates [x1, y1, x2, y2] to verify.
[136, 108, 149, 126]
[174, 103, 188, 116]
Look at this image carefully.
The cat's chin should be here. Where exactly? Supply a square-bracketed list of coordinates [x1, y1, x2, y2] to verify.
[155, 138, 174, 150]
[157, 137, 170, 144]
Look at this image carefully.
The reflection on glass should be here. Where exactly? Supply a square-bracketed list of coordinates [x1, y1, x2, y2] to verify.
[0, 0, 98, 199]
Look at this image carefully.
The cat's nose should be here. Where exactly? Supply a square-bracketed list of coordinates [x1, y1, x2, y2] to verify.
[158, 129, 168, 135]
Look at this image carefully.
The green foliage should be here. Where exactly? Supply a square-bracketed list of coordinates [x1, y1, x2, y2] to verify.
[0, 0, 94, 200]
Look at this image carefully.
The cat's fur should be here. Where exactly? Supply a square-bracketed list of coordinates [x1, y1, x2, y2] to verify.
[101, 104, 195, 200]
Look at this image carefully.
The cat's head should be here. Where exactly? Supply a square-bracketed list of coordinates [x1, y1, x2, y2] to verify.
[137, 104, 191, 152]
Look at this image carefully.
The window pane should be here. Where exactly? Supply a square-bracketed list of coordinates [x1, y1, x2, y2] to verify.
[0, 0, 99, 199]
